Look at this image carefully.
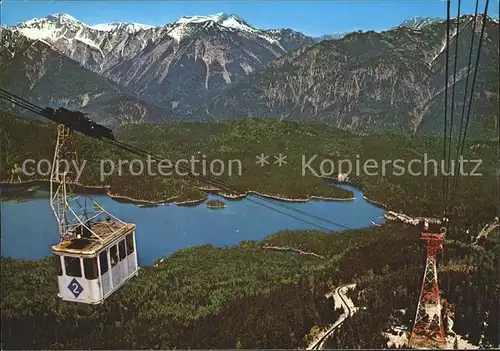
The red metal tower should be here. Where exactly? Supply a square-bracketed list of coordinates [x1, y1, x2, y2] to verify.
[409, 232, 446, 349]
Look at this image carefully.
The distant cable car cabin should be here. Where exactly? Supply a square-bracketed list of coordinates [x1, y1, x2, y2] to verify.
[49, 123, 139, 304]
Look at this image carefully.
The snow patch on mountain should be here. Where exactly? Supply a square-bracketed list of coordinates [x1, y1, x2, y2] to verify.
[176, 12, 255, 31]
[74, 36, 104, 56]
[20, 13, 81, 27]
[14, 12, 285, 45]
[167, 24, 192, 42]
[17, 13, 91, 42]
[91, 22, 153, 33]
[176, 13, 226, 24]
[90, 23, 117, 31]
[397, 16, 443, 30]
[17, 26, 59, 40]
[167, 12, 278, 44]
[4, 11, 316, 110]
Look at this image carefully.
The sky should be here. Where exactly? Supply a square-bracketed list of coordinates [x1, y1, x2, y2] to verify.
[1, 0, 498, 37]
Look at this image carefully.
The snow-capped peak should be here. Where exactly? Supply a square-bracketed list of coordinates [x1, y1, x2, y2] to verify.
[176, 12, 257, 32]
[167, 12, 278, 43]
[19, 13, 83, 28]
[48, 13, 79, 22]
[12, 13, 108, 55]
[17, 13, 152, 33]
[91, 22, 153, 33]
[14, 13, 87, 41]
[176, 13, 226, 24]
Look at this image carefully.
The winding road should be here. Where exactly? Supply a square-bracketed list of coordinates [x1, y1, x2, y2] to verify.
[472, 220, 499, 245]
[308, 283, 356, 350]
[262, 245, 326, 260]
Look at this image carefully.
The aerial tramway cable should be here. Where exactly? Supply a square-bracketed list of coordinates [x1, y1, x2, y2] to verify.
[102, 137, 355, 232]
[0, 88, 357, 236]
[0, 90, 43, 116]
[2, 0, 491, 236]
[101, 138, 352, 233]
[441, 0, 490, 221]
[445, 0, 462, 217]
[450, 0, 479, 207]
[449, 0, 491, 214]
[442, 0, 452, 219]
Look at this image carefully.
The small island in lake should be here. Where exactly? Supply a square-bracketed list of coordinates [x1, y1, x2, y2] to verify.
[206, 199, 226, 209]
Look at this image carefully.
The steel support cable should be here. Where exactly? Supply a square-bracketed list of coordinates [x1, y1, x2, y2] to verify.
[94, 137, 357, 235]
[0, 91, 38, 111]
[103, 138, 355, 233]
[0, 91, 357, 235]
[0, 89, 41, 110]
[445, 0, 462, 217]
[449, 0, 481, 210]
[0, 88, 44, 114]
[442, 0, 452, 218]
[118, 139, 355, 231]
[448, 0, 490, 216]
[0, 91, 43, 115]
[85, 156, 338, 233]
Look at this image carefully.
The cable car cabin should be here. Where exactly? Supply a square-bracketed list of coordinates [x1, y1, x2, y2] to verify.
[41, 107, 116, 140]
[51, 221, 139, 304]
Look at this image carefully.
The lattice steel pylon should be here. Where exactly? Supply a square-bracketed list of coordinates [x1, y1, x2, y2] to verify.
[50, 124, 77, 239]
[49, 124, 110, 243]
[409, 232, 446, 349]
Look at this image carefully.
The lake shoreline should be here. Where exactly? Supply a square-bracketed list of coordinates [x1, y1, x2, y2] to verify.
[0, 180, 110, 192]
[362, 195, 391, 211]
[0, 180, 363, 207]
[175, 197, 208, 206]
[0, 180, 390, 217]
[2, 178, 388, 267]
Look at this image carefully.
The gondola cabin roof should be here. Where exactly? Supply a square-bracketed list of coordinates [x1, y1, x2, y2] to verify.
[52, 222, 136, 257]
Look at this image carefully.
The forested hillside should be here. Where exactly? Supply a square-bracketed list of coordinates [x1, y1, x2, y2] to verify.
[1, 112, 497, 349]
[1, 112, 497, 221]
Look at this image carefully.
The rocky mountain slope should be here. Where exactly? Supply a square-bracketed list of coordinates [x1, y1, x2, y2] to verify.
[0, 26, 171, 126]
[314, 17, 444, 43]
[2, 13, 498, 136]
[314, 33, 347, 42]
[7, 13, 315, 110]
[180, 16, 499, 138]
[80, 96, 171, 126]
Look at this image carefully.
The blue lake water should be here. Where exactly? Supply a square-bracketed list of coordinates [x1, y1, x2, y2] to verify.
[0, 185, 385, 266]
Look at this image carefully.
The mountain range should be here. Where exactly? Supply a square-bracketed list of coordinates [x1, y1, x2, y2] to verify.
[181, 16, 499, 138]
[1, 13, 314, 123]
[1, 13, 498, 137]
